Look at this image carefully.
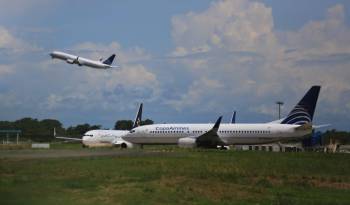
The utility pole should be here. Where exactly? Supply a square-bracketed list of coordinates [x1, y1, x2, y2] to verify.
[276, 101, 284, 119]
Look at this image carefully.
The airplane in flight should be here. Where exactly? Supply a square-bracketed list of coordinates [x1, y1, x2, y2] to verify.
[55, 103, 143, 148]
[50, 51, 119, 69]
[123, 86, 321, 148]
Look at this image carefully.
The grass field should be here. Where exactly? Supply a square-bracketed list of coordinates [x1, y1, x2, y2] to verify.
[1, 148, 350, 205]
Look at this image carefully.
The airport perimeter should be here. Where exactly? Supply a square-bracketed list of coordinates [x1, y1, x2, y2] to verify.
[1, 146, 350, 205]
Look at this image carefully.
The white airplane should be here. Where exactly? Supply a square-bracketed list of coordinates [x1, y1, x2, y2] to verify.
[55, 103, 143, 148]
[123, 86, 321, 148]
[50, 51, 119, 69]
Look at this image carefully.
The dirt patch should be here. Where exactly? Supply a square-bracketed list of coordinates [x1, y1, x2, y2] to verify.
[310, 179, 350, 189]
[158, 176, 262, 202]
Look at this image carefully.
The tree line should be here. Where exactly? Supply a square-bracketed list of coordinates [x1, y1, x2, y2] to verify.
[0, 117, 153, 142]
[1, 117, 349, 144]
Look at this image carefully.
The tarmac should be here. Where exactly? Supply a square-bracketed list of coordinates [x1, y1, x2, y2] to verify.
[0, 148, 183, 159]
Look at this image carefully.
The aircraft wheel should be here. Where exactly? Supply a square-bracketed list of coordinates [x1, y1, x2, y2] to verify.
[121, 143, 127, 149]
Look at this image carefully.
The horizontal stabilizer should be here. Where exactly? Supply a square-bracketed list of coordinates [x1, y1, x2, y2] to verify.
[312, 124, 331, 129]
[295, 123, 312, 131]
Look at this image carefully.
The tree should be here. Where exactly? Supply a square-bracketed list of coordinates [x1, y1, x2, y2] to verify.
[40, 119, 64, 141]
[114, 119, 154, 130]
[66, 124, 101, 136]
[141, 119, 153, 126]
[114, 120, 133, 130]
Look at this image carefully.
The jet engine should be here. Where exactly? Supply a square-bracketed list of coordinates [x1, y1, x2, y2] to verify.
[76, 57, 84, 66]
[178, 137, 197, 148]
[66, 59, 75, 64]
[113, 139, 137, 149]
[120, 141, 135, 149]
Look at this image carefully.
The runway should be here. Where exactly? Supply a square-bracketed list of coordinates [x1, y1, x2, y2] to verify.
[0, 149, 183, 159]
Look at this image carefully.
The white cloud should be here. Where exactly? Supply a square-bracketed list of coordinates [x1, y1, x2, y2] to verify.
[0, 64, 14, 76]
[0, 0, 55, 18]
[71, 41, 151, 64]
[168, 0, 350, 120]
[0, 26, 41, 53]
[166, 77, 223, 111]
[171, 0, 281, 56]
[281, 4, 350, 56]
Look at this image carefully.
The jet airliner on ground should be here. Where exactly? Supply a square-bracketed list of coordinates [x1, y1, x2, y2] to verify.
[123, 86, 321, 148]
[50, 51, 119, 69]
[55, 103, 143, 148]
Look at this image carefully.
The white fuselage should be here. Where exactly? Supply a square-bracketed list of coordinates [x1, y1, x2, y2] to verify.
[50, 51, 112, 69]
[82, 130, 129, 147]
[123, 123, 311, 145]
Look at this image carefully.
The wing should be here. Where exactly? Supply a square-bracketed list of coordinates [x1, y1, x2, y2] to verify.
[53, 128, 83, 141]
[108, 65, 120, 69]
[195, 116, 225, 148]
[55, 136, 83, 141]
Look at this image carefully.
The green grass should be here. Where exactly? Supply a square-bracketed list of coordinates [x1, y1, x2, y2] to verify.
[1, 150, 350, 205]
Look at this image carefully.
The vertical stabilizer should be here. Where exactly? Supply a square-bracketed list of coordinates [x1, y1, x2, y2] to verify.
[103, 54, 116, 65]
[231, 111, 236, 124]
[281, 86, 321, 125]
[132, 103, 143, 129]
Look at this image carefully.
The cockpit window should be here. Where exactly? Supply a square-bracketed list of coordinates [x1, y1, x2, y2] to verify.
[130, 130, 135, 133]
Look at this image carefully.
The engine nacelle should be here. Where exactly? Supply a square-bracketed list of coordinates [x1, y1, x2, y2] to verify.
[76, 57, 84, 66]
[113, 139, 137, 149]
[120, 141, 135, 149]
[178, 137, 197, 148]
[66, 59, 75, 64]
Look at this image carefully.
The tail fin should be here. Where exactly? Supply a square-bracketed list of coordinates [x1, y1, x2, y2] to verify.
[231, 111, 236, 124]
[132, 103, 143, 129]
[103, 54, 116, 65]
[281, 86, 321, 125]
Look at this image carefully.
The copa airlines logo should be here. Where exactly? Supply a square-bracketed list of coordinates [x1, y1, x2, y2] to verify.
[282, 105, 311, 125]
[155, 127, 189, 131]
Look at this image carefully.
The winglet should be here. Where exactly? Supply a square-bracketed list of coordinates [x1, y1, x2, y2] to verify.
[132, 103, 143, 129]
[212, 116, 222, 132]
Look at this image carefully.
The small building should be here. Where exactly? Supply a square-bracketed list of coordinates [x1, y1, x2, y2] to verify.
[235, 143, 303, 152]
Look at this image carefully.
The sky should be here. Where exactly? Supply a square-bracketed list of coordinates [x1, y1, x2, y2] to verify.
[0, 0, 349, 130]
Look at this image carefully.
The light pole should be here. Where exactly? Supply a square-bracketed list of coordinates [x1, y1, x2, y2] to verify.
[276, 101, 284, 119]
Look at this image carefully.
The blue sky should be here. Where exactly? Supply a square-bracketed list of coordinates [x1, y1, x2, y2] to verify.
[0, 0, 349, 130]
